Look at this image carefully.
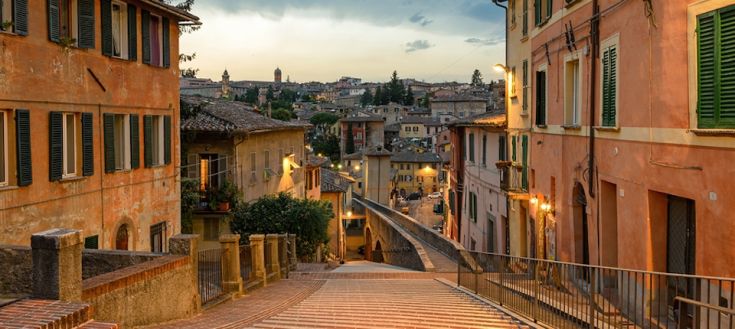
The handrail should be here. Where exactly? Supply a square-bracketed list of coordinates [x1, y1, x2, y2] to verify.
[675, 296, 735, 316]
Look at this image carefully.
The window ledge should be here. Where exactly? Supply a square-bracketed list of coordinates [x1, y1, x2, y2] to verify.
[689, 129, 735, 137]
[0, 30, 20, 36]
[59, 176, 87, 183]
[562, 125, 582, 130]
[535, 124, 548, 129]
[564, 0, 582, 8]
[593, 126, 620, 132]
[521, 35, 529, 43]
[519, 111, 529, 117]
[0, 185, 19, 192]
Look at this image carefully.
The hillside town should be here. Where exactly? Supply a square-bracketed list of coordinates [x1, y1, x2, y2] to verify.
[0, 0, 734, 328]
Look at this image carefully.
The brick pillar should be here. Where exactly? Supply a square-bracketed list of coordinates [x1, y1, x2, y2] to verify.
[288, 234, 297, 270]
[266, 234, 281, 280]
[170, 234, 201, 312]
[219, 234, 243, 296]
[31, 228, 83, 301]
[249, 234, 266, 286]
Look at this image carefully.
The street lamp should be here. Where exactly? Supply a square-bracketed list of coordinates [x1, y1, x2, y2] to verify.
[494, 64, 510, 73]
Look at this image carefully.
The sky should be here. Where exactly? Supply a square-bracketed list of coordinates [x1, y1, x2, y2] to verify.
[179, 0, 507, 84]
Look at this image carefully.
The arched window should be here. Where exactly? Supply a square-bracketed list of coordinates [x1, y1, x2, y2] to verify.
[116, 224, 129, 250]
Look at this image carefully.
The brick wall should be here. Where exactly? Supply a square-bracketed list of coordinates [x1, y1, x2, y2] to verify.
[0, 245, 32, 295]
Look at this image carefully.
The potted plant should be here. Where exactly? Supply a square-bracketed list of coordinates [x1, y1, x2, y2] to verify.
[218, 180, 242, 211]
[1, 21, 13, 32]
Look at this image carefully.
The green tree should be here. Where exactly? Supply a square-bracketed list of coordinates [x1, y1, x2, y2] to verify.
[404, 86, 415, 106]
[373, 86, 383, 106]
[266, 86, 275, 101]
[312, 133, 341, 161]
[301, 93, 314, 102]
[421, 92, 431, 108]
[388, 71, 406, 104]
[245, 87, 259, 104]
[271, 108, 294, 121]
[360, 89, 373, 107]
[380, 84, 391, 105]
[345, 123, 355, 154]
[309, 112, 339, 135]
[230, 193, 332, 260]
[471, 69, 484, 86]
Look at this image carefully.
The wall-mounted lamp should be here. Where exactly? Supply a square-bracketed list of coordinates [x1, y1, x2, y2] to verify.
[354, 165, 361, 171]
[337, 164, 343, 170]
[530, 195, 539, 205]
[540, 202, 552, 212]
[346, 211, 352, 218]
[494, 64, 510, 73]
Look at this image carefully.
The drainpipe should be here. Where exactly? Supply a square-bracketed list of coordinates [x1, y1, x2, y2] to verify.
[491, 0, 509, 255]
[589, 1, 599, 199]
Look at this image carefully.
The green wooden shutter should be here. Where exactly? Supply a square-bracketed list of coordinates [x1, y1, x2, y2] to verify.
[101, 0, 112, 56]
[103, 114, 115, 173]
[718, 6, 735, 127]
[522, 60, 529, 113]
[143, 115, 152, 167]
[130, 115, 140, 169]
[468, 133, 474, 162]
[546, 0, 553, 20]
[81, 112, 94, 176]
[481, 135, 487, 165]
[48, 0, 60, 42]
[512, 136, 517, 161]
[49, 112, 63, 181]
[162, 17, 171, 68]
[601, 47, 617, 127]
[141, 10, 151, 64]
[15, 110, 32, 186]
[535, 71, 546, 125]
[164, 115, 171, 164]
[522, 135, 528, 191]
[13, 0, 29, 35]
[534, 0, 541, 25]
[498, 135, 506, 161]
[522, 0, 528, 36]
[128, 4, 138, 61]
[77, 0, 95, 49]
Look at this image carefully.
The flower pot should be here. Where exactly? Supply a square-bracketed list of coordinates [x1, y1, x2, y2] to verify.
[218, 202, 230, 212]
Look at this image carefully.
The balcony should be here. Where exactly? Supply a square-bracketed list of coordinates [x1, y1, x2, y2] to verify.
[497, 161, 526, 194]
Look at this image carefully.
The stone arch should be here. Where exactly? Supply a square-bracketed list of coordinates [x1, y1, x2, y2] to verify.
[112, 218, 136, 251]
[364, 227, 373, 261]
[373, 240, 384, 263]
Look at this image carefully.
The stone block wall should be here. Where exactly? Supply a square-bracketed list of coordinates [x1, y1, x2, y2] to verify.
[0, 245, 32, 295]
[82, 249, 162, 280]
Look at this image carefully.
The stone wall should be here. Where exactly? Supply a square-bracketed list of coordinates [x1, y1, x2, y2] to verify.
[82, 249, 162, 280]
[0, 245, 32, 295]
[363, 209, 430, 272]
[82, 255, 198, 328]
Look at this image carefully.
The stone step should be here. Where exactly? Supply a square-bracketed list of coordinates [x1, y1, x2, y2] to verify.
[0, 299, 92, 329]
[265, 312, 521, 328]
[75, 320, 120, 329]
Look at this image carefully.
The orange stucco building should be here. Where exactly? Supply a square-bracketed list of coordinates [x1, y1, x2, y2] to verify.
[502, 0, 735, 278]
[0, 0, 199, 251]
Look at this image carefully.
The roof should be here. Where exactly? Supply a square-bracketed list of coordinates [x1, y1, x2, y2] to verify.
[390, 150, 442, 163]
[384, 123, 401, 132]
[342, 151, 364, 161]
[306, 155, 330, 167]
[432, 95, 488, 103]
[364, 146, 393, 156]
[320, 169, 352, 193]
[341, 113, 385, 123]
[141, 0, 200, 24]
[400, 117, 441, 125]
[180, 96, 309, 134]
[449, 110, 507, 128]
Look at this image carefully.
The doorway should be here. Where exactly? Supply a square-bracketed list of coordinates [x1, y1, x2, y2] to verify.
[572, 182, 589, 265]
[150, 222, 166, 253]
[666, 195, 696, 327]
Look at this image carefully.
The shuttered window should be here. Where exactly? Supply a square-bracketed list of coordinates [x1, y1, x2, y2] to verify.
[697, 5, 735, 129]
[104, 113, 132, 172]
[50, 112, 88, 180]
[481, 135, 487, 166]
[521, 135, 529, 191]
[77, 0, 95, 48]
[102, 1, 136, 60]
[468, 133, 475, 162]
[81, 112, 93, 176]
[15, 110, 32, 186]
[535, 70, 547, 126]
[143, 115, 168, 167]
[130, 115, 140, 168]
[601, 46, 618, 127]
[141, 11, 170, 67]
[1, 0, 29, 35]
[48, 0, 94, 48]
[498, 135, 506, 161]
[522, 0, 528, 36]
[534, 0, 552, 26]
[522, 60, 529, 113]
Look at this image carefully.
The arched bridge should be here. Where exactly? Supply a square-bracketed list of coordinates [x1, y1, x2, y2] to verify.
[353, 195, 477, 272]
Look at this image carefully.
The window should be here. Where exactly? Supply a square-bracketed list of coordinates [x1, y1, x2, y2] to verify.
[48, 0, 95, 48]
[413, 126, 418, 132]
[510, 66, 517, 97]
[697, 6, 735, 128]
[534, 0, 552, 26]
[468, 133, 475, 162]
[498, 135, 507, 161]
[487, 213, 496, 253]
[144, 115, 170, 167]
[142, 11, 169, 67]
[150, 221, 166, 252]
[62, 113, 77, 178]
[510, 0, 516, 27]
[102, 1, 135, 59]
[405, 126, 410, 132]
[522, 0, 528, 36]
[601, 45, 618, 127]
[0, 0, 28, 35]
[535, 68, 547, 126]
[522, 60, 529, 113]
[59, 0, 77, 41]
[249, 152, 257, 182]
[104, 114, 132, 172]
[565, 59, 581, 126]
[204, 219, 219, 241]
[0, 111, 6, 186]
[84, 235, 98, 249]
[469, 192, 478, 222]
[481, 135, 487, 166]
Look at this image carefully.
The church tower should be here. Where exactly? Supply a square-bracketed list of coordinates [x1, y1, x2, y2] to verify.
[274, 67, 282, 84]
[221, 69, 231, 98]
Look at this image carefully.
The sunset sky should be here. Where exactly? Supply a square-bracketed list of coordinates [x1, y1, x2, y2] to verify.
[179, 0, 506, 84]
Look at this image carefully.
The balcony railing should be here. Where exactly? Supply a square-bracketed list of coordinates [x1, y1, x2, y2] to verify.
[457, 251, 735, 329]
[497, 162, 526, 193]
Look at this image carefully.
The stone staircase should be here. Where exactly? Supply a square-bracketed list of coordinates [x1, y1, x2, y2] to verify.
[249, 280, 530, 328]
[0, 299, 118, 329]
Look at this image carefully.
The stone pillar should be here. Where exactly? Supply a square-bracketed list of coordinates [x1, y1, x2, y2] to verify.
[278, 234, 287, 277]
[219, 234, 243, 296]
[31, 228, 83, 301]
[266, 234, 281, 280]
[249, 234, 266, 286]
[170, 234, 201, 312]
[288, 234, 297, 270]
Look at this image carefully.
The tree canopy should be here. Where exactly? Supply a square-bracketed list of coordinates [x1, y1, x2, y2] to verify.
[230, 193, 332, 260]
[312, 134, 340, 162]
[309, 112, 339, 132]
[360, 89, 373, 107]
[471, 69, 484, 86]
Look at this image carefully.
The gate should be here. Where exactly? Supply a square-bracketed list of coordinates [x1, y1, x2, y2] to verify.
[198, 248, 225, 304]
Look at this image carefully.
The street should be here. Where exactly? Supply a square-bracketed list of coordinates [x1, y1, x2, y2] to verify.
[396, 198, 444, 231]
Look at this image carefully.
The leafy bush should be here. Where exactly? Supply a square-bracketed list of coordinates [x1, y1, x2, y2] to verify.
[230, 192, 332, 260]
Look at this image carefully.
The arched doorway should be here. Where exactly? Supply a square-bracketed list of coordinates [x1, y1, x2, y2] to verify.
[364, 228, 373, 261]
[373, 240, 383, 263]
[116, 224, 129, 251]
[572, 182, 589, 265]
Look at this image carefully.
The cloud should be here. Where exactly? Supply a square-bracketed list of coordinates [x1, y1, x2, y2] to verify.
[464, 37, 504, 46]
[405, 40, 433, 53]
[409, 12, 433, 27]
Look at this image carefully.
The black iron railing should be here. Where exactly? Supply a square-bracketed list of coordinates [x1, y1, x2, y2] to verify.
[457, 251, 735, 329]
[198, 248, 225, 305]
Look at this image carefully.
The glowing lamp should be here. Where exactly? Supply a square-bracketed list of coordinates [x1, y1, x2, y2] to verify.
[494, 64, 510, 73]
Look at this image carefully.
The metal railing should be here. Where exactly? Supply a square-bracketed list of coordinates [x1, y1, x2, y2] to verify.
[264, 240, 274, 277]
[457, 251, 735, 329]
[198, 248, 225, 305]
[239, 244, 252, 283]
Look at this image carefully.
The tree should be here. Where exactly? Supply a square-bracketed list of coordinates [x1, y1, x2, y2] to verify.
[309, 112, 339, 135]
[245, 87, 259, 104]
[312, 133, 341, 161]
[360, 89, 373, 107]
[230, 193, 332, 260]
[271, 108, 294, 121]
[388, 71, 406, 104]
[405, 86, 415, 106]
[471, 69, 484, 86]
[421, 92, 431, 108]
[301, 93, 314, 102]
[266, 86, 275, 101]
[373, 86, 383, 106]
[380, 84, 391, 105]
[345, 123, 355, 154]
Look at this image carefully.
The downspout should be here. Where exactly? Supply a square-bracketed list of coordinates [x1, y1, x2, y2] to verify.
[589, 0, 599, 198]
[491, 0, 509, 255]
